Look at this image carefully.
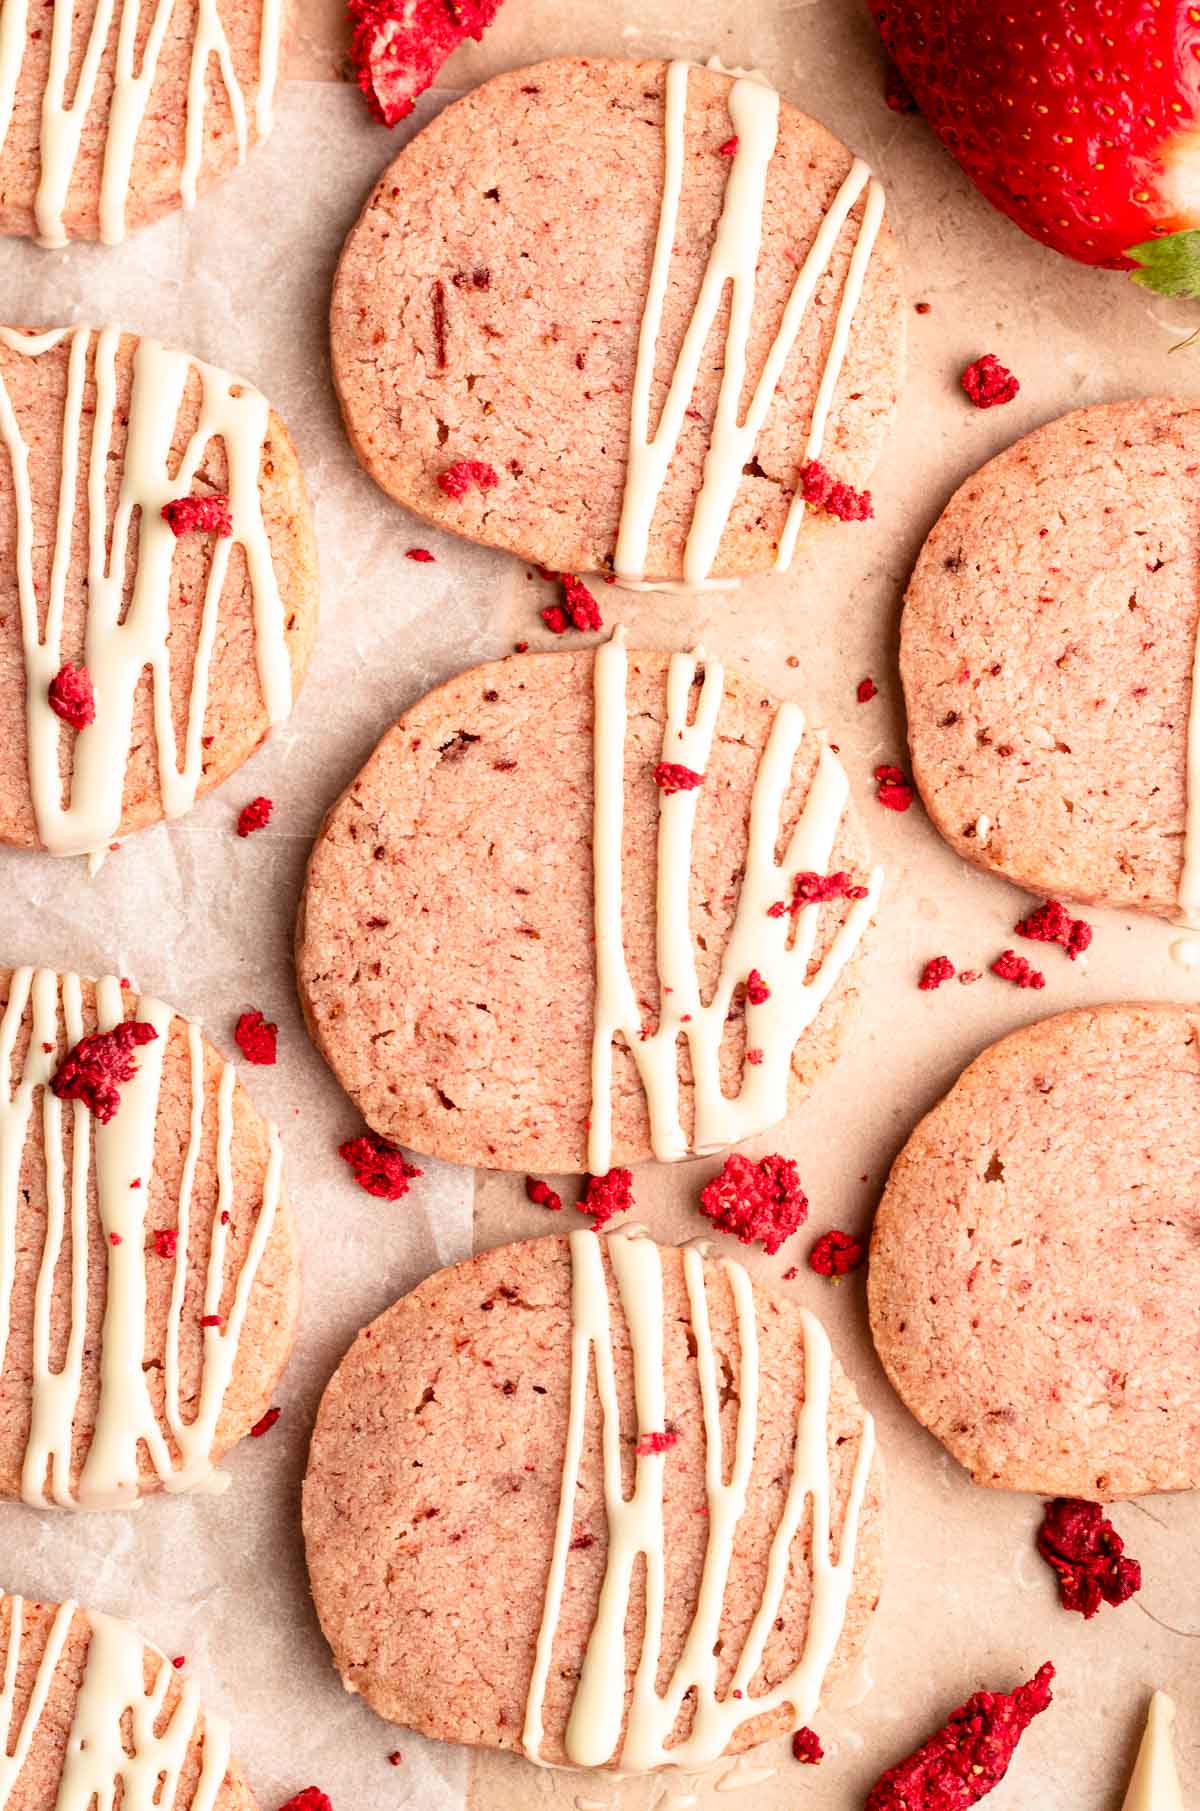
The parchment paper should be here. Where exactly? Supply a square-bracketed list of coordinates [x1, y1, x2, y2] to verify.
[0, 1, 1197, 1808]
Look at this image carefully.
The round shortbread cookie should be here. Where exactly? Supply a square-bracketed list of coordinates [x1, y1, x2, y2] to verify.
[303, 1231, 883, 1772]
[295, 645, 878, 1173]
[0, 0, 294, 247]
[0, 325, 318, 858]
[0, 1593, 256, 1808]
[901, 396, 1200, 919]
[330, 56, 905, 583]
[0, 967, 300, 1509]
[869, 1003, 1200, 1498]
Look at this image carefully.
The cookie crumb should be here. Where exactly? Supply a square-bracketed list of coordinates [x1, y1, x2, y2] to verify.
[961, 353, 1020, 410]
[339, 1131, 423, 1200]
[161, 495, 233, 536]
[1036, 1498, 1141, 1618]
[809, 1229, 865, 1277]
[48, 663, 96, 730]
[699, 1153, 808, 1256]
[237, 796, 273, 837]
[234, 1009, 277, 1066]
[51, 1021, 158, 1124]
[919, 955, 955, 991]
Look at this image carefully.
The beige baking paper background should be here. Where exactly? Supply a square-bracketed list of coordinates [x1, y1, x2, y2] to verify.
[0, 0, 1198, 1808]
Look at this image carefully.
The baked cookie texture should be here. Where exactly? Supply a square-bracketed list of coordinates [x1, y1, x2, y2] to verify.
[0, 968, 300, 1507]
[331, 57, 905, 581]
[901, 396, 1200, 917]
[0, 1594, 256, 1808]
[869, 1003, 1200, 1498]
[295, 647, 877, 1172]
[303, 1233, 883, 1770]
[0, 0, 297, 244]
[0, 326, 318, 853]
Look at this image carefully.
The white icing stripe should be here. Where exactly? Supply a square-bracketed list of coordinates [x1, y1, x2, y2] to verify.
[589, 631, 882, 1172]
[522, 1230, 875, 1771]
[0, 1596, 231, 1810]
[0, 0, 282, 248]
[614, 61, 885, 590]
[0, 325, 293, 860]
[1180, 626, 1200, 925]
[1, 968, 283, 1510]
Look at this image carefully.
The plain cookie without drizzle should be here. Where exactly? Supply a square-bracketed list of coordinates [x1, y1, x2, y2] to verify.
[869, 1003, 1200, 1498]
[901, 396, 1200, 917]
[331, 56, 905, 581]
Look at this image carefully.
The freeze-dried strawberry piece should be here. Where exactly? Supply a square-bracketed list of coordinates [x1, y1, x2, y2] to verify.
[153, 1228, 178, 1260]
[349, 0, 505, 127]
[1036, 1498, 1141, 1619]
[579, 1168, 634, 1229]
[875, 764, 914, 811]
[250, 1407, 281, 1438]
[718, 135, 739, 155]
[699, 1153, 808, 1256]
[789, 870, 871, 908]
[798, 459, 874, 521]
[277, 1793, 333, 1811]
[809, 1228, 865, 1276]
[856, 676, 878, 703]
[541, 572, 603, 634]
[406, 547, 436, 562]
[237, 796, 273, 837]
[338, 1131, 423, 1199]
[919, 955, 955, 990]
[634, 1429, 678, 1456]
[864, 1664, 1054, 1811]
[1015, 899, 1093, 961]
[525, 1175, 562, 1212]
[792, 1727, 823, 1764]
[161, 495, 233, 536]
[654, 762, 704, 794]
[961, 353, 1020, 410]
[745, 968, 771, 1005]
[51, 1021, 158, 1124]
[48, 663, 95, 730]
[991, 949, 1045, 990]
[437, 459, 499, 501]
[234, 1009, 277, 1066]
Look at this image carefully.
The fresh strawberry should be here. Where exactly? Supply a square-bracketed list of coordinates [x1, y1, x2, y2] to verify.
[348, 0, 505, 127]
[875, 1, 1200, 292]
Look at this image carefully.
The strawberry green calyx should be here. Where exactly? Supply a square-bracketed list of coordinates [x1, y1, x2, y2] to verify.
[1127, 230, 1200, 300]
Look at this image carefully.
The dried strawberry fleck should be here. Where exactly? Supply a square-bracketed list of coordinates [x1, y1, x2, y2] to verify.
[654, 762, 704, 794]
[250, 1407, 281, 1438]
[277, 1793, 333, 1811]
[793, 1727, 823, 1764]
[790, 870, 871, 908]
[1036, 1499, 1141, 1619]
[540, 572, 603, 635]
[153, 1228, 178, 1260]
[991, 949, 1046, 990]
[875, 764, 914, 811]
[237, 796, 273, 837]
[387, 1752, 403, 1766]
[48, 663, 96, 730]
[234, 1008, 277, 1066]
[200, 1314, 222, 1328]
[162, 495, 233, 536]
[109, 1231, 122, 1246]
[745, 968, 771, 1005]
[339, 1131, 423, 1200]
[525, 1175, 563, 1213]
[798, 459, 874, 522]
[699, 1153, 808, 1256]
[51, 1021, 158, 1124]
[406, 547, 436, 562]
[172, 1655, 185, 1670]
[809, 1228, 865, 1277]
[349, 0, 504, 126]
[864, 1664, 1054, 1811]
[634, 1429, 678, 1456]
[919, 955, 956, 991]
[580, 1168, 634, 1229]
[717, 135, 739, 155]
[961, 353, 1020, 410]
[1015, 899, 1093, 962]
[745, 1048, 764, 1065]
[437, 459, 499, 501]
[856, 676, 878, 704]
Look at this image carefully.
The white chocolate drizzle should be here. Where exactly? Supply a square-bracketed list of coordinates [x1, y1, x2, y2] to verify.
[0, 325, 293, 860]
[522, 1229, 875, 1772]
[0, 0, 285, 247]
[588, 630, 882, 1172]
[1121, 1692, 1185, 1811]
[614, 60, 885, 590]
[1180, 622, 1200, 927]
[0, 967, 283, 1510]
[0, 1595, 231, 1809]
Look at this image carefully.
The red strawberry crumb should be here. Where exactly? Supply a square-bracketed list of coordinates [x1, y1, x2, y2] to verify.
[809, 1229, 865, 1277]
[1036, 1498, 1141, 1619]
[200, 1314, 221, 1328]
[525, 1175, 562, 1212]
[153, 1228, 178, 1260]
[746, 1048, 764, 1065]
[991, 949, 1045, 990]
[580, 1167, 634, 1229]
[919, 955, 956, 990]
[1015, 899, 1093, 961]
[569, 1532, 595, 1551]
[109, 1232, 122, 1246]
[437, 459, 499, 501]
[406, 547, 436, 562]
[874, 764, 914, 811]
[348, 0, 504, 126]
[793, 1728, 823, 1764]
[50, 1021, 158, 1124]
[48, 663, 96, 730]
[961, 353, 1020, 410]
[540, 572, 603, 635]
[782, 1265, 799, 1281]
[162, 495, 233, 536]
[745, 969, 771, 1005]
[790, 870, 871, 909]
[654, 762, 704, 794]
[338, 1131, 423, 1200]
[864, 1664, 1054, 1811]
[718, 135, 739, 155]
[798, 459, 873, 522]
[699, 1153, 808, 1256]
[172, 1656, 185, 1670]
[234, 1009, 277, 1066]
[388, 1753, 403, 1766]
[634, 1429, 678, 1456]
[250, 1407, 281, 1438]
[237, 796, 273, 837]
[277, 1793, 333, 1811]
[856, 676, 878, 704]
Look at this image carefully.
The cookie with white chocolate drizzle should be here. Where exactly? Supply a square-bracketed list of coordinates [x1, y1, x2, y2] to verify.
[0, 1593, 257, 1808]
[0, 326, 317, 858]
[303, 1230, 883, 1771]
[0, 967, 300, 1510]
